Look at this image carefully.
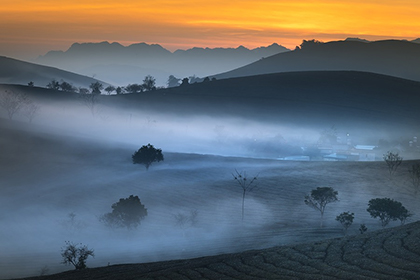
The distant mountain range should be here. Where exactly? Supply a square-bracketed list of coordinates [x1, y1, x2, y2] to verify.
[34, 42, 290, 86]
[215, 39, 420, 82]
[0, 56, 108, 88]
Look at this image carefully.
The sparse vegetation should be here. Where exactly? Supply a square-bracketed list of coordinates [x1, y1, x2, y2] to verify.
[409, 163, 420, 194]
[101, 195, 148, 229]
[232, 170, 258, 221]
[0, 89, 36, 120]
[79, 90, 100, 116]
[367, 197, 412, 227]
[336, 211, 354, 234]
[132, 144, 164, 170]
[383, 151, 403, 177]
[304, 187, 338, 227]
[174, 209, 199, 230]
[61, 241, 94, 270]
[359, 223, 367, 234]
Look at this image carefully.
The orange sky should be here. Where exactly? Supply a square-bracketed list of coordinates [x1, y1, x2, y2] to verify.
[1, 0, 420, 60]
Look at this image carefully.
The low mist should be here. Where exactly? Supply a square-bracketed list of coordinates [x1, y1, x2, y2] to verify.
[1, 89, 419, 279]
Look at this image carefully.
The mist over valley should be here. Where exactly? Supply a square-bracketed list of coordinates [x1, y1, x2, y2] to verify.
[1, 41, 420, 279]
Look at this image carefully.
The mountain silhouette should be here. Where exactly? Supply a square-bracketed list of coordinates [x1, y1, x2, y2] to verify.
[214, 39, 420, 82]
[35, 42, 289, 86]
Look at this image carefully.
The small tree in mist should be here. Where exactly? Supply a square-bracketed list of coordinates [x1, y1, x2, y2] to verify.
[132, 144, 164, 170]
[101, 195, 148, 229]
[89, 81, 103, 94]
[383, 151, 403, 177]
[142, 75, 156, 91]
[104, 85, 116, 95]
[359, 224, 367, 234]
[367, 197, 412, 227]
[61, 241, 94, 270]
[174, 209, 199, 230]
[304, 187, 338, 228]
[60, 81, 76, 92]
[232, 170, 258, 221]
[79, 90, 100, 116]
[0, 90, 29, 119]
[46, 79, 60, 90]
[125, 84, 144, 94]
[336, 211, 354, 234]
[23, 103, 40, 123]
[409, 163, 420, 194]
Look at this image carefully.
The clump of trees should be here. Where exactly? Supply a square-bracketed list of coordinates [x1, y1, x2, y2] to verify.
[304, 187, 338, 227]
[132, 144, 164, 170]
[232, 170, 258, 221]
[101, 195, 148, 229]
[383, 151, 403, 177]
[61, 241, 94, 270]
[336, 212, 354, 234]
[367, 198, 412, 227]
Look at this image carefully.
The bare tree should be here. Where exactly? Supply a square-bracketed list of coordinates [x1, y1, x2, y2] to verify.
[304, 187, 338, 227]
[61, 241, 94, 270]
[0, 90, 29, 119]
[79, 91, 100, 116]
[232, 170, 258, 221]
[383, 151, 403, 177]
[23, 103, 40, 123]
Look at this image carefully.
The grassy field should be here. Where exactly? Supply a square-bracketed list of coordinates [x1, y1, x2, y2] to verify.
[1, 122, 419, 279]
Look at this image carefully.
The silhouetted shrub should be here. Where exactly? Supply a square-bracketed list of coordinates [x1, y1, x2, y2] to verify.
[101, 195, 148, 229]
[367, 197, 412, 227]
[132, 144, 164, 170]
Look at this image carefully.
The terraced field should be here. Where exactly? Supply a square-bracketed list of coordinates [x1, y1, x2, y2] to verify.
[20, 221, 420, 280]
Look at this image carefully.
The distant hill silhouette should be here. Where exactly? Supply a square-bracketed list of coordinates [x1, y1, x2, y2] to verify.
[35, 42, 289, 86]
[214, 39, 420, 82]
[0, 56, 108, 88]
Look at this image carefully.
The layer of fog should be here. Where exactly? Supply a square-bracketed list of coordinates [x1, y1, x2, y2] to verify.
[1, 95, 420, 279]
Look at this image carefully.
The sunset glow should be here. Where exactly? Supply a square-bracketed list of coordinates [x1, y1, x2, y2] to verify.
[1, 0, 420, 59]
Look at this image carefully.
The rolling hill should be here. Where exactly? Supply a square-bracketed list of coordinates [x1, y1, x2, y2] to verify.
[0, 56, 109, 88]
[214, 40, 420, 82]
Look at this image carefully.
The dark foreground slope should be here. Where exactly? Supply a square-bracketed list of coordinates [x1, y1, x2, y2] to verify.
[214, 40, 420, 82]
[20, 221, 420, 280]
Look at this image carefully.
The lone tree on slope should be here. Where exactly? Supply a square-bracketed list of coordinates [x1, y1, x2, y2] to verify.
[304, 187, 338, 228]
[383, 151, 403, 177]
[61, 241, 94, 270]
[132, 144, 164, 170]
[367, 197, 412, 227]
[100, 195, 148, 229]
[232, 170, 258, 221]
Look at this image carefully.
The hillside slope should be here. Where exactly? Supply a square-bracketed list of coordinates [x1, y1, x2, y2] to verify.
[19, 221, 420, 280]
[0, 56, 109, 88]
[214, 40, 420, 82]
